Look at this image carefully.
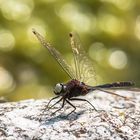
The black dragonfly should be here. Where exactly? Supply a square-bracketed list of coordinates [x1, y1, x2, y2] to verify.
[32, 29, 134, 116]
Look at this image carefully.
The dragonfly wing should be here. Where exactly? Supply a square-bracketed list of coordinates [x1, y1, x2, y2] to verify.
[32, 29, 75, 79]
[103, 87, 140, 92]
[69, 32, 96, 85]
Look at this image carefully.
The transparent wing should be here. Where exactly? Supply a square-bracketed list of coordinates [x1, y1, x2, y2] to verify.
[88, 82, 137, 99]
[69, 32, 96, 85]
[32, 29, 75, 79]
[96, 87, 140, 99]
[104, 87, 140, 92]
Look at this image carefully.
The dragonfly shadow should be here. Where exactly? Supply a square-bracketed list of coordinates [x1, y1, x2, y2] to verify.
[42, 110, 85, 126]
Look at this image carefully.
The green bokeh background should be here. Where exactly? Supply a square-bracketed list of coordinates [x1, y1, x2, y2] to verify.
[0, 0, 140, 101]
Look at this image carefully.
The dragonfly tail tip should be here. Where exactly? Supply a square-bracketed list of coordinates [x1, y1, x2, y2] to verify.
[69, 32, 73, 37]
[32, 28, 37, 34]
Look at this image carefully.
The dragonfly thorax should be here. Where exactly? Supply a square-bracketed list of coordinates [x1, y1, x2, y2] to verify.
[54, 83, 66, 95]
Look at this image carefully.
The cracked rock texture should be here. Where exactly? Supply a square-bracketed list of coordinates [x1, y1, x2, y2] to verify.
[0, 89, 140, 140]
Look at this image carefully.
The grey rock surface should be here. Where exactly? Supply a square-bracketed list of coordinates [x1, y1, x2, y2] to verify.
[0, 89, 140, 140]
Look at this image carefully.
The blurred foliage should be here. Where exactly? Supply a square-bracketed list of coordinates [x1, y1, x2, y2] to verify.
[0, 0, 140, 101]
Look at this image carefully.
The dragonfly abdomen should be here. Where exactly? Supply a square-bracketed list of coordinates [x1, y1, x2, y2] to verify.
[95, 81, 134, 88]
[112, 81, 134, 87]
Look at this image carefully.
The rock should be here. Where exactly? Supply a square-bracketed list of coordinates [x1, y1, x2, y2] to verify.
[0, 89, 140, 140]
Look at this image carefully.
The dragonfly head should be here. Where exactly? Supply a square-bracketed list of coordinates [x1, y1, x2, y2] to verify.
[54, 83, 66, 96]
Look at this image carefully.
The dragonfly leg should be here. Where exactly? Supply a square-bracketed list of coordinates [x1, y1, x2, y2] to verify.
[51, 98, 65, 115]
[41, 96, 60, 115]
[42, 96, 60, 113]
[48, 97, 63, 110]
[65, 99, 76, 116]
[47, 96, 60, 108]
[69, 98, 97, 111]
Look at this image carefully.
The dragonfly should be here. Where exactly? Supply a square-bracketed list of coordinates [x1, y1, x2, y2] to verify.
[32, 29, 134, 116]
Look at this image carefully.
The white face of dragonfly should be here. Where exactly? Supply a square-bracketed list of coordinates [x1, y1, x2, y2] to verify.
[54, 83, 66, 95]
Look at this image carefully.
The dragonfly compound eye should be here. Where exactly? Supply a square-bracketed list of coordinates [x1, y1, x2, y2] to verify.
[54, 83, 64, 95]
